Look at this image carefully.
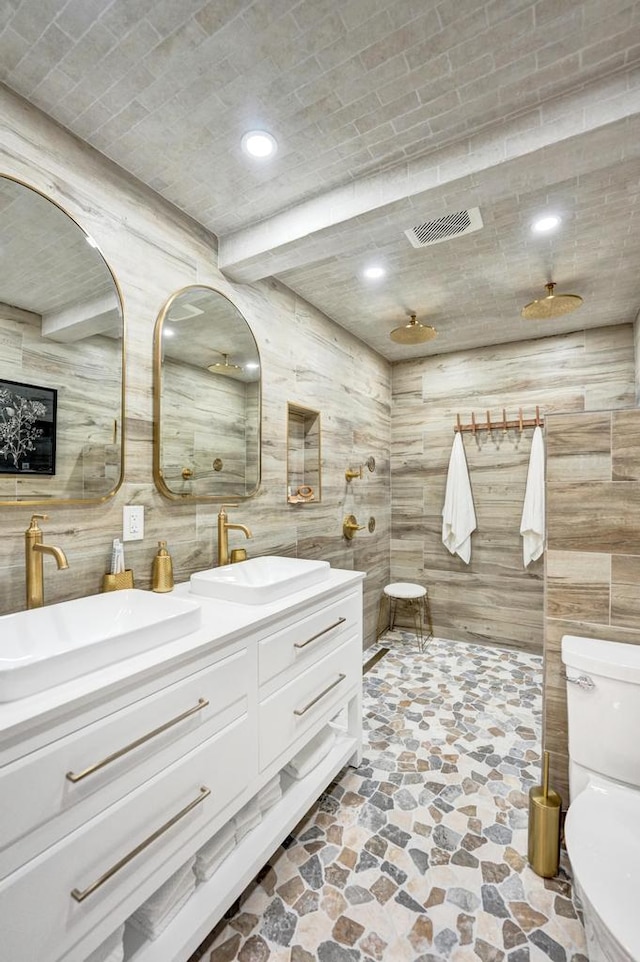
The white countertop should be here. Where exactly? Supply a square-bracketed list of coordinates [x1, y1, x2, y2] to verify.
[0, 566, 365, 738]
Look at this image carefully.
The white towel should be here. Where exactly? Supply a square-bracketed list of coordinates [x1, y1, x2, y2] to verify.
[283, 726, 336, 780]
[194, 833, 236, 881]
[127, 873, 196, 940]
[129, 858, 195, 929]
[520, 425, 545, 567]
[85, 925, 125, 962]
[196, 819, 235, 863]
[233, 797, 262, 842]
[97, 943, 124, 962]
[194, 820, 236, 880]
[442, 432, 477, 564]
[257, 773, 282, 813]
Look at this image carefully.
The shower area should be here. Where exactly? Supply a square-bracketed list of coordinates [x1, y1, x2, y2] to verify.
[388, 324, 636, 656]
[389, 323, 639, 807]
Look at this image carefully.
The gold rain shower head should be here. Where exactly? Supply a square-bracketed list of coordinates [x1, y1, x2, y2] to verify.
[207, 352, 243, 376]
[389, 314, 437, 344]
[521, 282, 583, 320]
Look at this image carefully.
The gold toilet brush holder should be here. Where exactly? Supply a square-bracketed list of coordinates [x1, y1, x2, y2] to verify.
[528, 750, 562, 878]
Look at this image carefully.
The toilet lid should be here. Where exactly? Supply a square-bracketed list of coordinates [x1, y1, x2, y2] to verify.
[565, 781, 640, 958]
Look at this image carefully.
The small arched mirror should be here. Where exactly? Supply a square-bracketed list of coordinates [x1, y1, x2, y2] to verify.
[0, 175, 124, 505]
[153, 286, 261, 501]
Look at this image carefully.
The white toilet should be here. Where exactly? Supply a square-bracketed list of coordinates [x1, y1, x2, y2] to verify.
[562, 634, 640, 962]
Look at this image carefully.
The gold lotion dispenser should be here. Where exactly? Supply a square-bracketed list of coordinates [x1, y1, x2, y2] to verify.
[152, 540, 174, 592]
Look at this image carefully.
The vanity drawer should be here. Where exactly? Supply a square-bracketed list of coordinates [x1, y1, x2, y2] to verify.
[259, 637, 360, 772]
[0, 712, 252, 962]
[258, 591, 361, 689]
[0, 646, 250, 879]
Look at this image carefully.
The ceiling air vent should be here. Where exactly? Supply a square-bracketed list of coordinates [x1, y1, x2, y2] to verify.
[404, 207, 483, 248]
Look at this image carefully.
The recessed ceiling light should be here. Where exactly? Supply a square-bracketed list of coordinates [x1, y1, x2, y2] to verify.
[245, 361, 260, 370]
[241, 130, 277, 158]
[532, 214, 561, 233]
[163, 327, 174, 338]
[363, 265, 385, 280]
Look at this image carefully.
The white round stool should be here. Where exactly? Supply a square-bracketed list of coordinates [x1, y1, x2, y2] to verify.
[377, 582, 433, 652]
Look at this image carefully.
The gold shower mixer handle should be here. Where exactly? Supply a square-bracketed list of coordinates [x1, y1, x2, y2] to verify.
[343, 514, 365, 539]
[345, 466, 362, 482]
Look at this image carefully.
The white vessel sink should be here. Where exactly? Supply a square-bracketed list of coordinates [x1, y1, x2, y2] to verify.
[0, 589, 202, 702]
[190, 555, 331, 605]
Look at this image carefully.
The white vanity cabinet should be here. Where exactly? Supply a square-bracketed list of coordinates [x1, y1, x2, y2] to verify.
[0, 568, 363, 962]
[257, 591, 362, 774]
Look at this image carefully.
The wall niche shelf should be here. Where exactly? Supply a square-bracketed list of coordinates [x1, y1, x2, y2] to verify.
[286, 403, 321, 505]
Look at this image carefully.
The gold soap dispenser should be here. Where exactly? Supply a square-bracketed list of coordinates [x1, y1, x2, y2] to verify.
[152, 540, 174, 592]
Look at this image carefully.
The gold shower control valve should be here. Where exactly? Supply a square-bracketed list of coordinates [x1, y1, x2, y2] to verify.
[343, 514, 365, 539]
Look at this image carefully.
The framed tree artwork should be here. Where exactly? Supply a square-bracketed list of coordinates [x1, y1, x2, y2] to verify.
[0, 379, 57, 475]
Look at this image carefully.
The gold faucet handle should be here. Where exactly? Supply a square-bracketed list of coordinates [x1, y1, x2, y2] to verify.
[28, 513, 48, 530]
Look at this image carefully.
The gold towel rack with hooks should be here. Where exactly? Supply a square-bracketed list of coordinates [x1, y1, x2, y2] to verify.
[454, 406, 544, 434]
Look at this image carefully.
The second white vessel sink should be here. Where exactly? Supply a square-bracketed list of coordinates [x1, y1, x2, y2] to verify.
[0, 589, 202, 703]
[190, 555, 331, 604]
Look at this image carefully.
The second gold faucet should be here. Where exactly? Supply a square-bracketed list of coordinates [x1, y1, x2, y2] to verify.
[217, 505, 252, 566]
[24, 514, 69, 609]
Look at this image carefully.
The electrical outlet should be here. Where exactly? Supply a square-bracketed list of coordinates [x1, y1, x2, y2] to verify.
[123, 504, 144, 542]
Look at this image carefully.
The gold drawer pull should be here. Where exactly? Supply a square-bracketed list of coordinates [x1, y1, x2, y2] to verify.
[293, 673, 346, 716]
[294, 617, 347, 650]
[71, 786, 210, 903]
[66, 698, 210, 783]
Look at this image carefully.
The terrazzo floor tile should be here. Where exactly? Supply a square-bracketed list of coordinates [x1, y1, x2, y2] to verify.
[189, 634, 587, 962]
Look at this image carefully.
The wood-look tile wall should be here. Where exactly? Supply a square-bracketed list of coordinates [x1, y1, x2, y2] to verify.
[635, 315, 640, 403]
[391, 328, 636, 652]
[161, 358, 252, 498]
[0, 88, 391, 644]
[544, 407, 640, 804]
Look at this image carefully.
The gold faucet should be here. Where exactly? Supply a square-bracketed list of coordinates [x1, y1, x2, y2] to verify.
[217, 505, 252, 566]
[25, 514, 69, 609]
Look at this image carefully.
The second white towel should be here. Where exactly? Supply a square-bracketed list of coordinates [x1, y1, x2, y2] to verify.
[257, 773, 282, 814]
[194, 820, 236, 882]
[85, 925, 125, 962]
[127, 858, 196, 941]
[284, 726, 336, 780]
[233, 797, 262, 843]
[520, 425, 545, 567]
[442, 432, 477, 564]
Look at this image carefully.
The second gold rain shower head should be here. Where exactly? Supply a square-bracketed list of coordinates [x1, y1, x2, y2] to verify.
[521, 282, 583, 320]
[389, 313, 437, 344]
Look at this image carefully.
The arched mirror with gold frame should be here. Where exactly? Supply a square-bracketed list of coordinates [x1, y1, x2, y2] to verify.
[153, 285, 261, 501]
[0, 175, 125, 505]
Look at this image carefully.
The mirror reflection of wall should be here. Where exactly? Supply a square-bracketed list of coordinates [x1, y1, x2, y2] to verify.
[154, 286, 261, 501]
[0, 175, 124, 504]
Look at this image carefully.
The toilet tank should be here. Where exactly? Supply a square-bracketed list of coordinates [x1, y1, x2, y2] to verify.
[562, 635, 640, 798]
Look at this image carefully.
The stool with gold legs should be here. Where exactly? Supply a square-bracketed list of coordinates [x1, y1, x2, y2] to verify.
[377, 582, 433, 652]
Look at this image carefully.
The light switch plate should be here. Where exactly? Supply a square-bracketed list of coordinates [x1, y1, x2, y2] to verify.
[123, 504, 144, 542]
